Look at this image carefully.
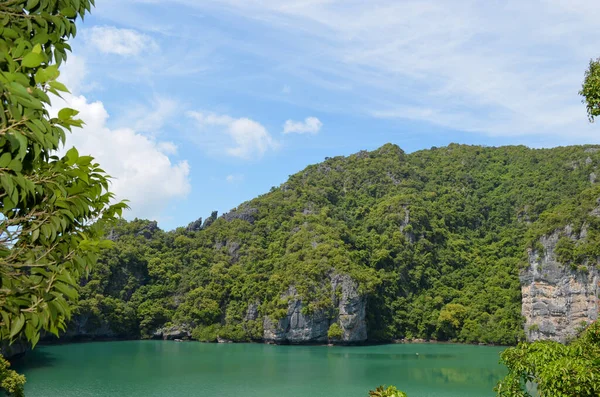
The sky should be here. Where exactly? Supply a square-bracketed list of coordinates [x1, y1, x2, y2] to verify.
[57, 0, 600, 230]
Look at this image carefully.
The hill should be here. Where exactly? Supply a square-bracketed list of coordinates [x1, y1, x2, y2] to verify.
[63, 143, 600, 345]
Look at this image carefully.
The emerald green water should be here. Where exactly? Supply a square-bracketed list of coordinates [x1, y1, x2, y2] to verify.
[15, 341, 506, 396]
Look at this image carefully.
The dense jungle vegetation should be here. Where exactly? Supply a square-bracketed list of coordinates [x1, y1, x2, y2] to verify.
[68, 143, 600, 346]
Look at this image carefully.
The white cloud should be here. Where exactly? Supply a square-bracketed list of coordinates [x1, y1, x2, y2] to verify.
[86, 26, 158, 56]
[50, 59, 191, 221]
[187, 111, 278, 159]
[283, 117, 322, 135]
[59, 55, 87, 94]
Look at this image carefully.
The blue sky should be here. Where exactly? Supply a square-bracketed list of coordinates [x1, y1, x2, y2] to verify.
[57, 0, 600, 230]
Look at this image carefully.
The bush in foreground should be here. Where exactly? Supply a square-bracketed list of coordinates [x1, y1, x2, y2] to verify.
[494, 321, 600, 396]
[368, 385, 407, 397]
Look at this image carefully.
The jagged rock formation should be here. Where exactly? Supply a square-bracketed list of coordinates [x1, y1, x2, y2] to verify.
[186, 217, 203, 232]
[222, 204, 258, 224]
[263, 274, 367, 344]
[521, 226, 600, 343]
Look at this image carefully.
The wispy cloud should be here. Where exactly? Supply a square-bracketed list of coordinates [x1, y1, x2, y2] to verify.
[86, 25, 159, 56]
[116, 96, 180, 135]
[283, 117, 322, 135]
[187, 111, 279, 159]
[225, 174, 244, 183]
[145, 0, 600, 139]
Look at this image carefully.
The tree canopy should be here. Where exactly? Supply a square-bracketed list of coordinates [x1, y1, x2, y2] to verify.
[581, 58, 600, 122]
[0, 0, 126, 395]
[495, 321, 600, 396]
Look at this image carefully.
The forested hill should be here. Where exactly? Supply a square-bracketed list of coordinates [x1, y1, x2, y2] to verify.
[68, 143, 600, 345]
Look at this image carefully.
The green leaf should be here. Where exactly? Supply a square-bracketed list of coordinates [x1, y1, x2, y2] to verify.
[26, 0, 40, 10]
[7, 159, 23, 172]
[9, 314, 25, 339]
[61, 7, 78, 18]
[55, 282, 78, 300]
[35, 65, 60, 84]
[49, 80, 70, 93]
[58, 107, 79, 121]
[22, 51, 46, 68]
[32, 227, 40, 243]
[0, 152, 11, 167]
[65, 146, 79, 165]
[15, 132, 28, 159]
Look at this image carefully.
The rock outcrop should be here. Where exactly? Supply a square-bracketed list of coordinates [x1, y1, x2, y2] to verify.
[55, 314, 118, 341]
[521, 226, 599, 343]
[263, 274, 367, 344]
[1, 341, 28, 359]
[222, 204, 258, 224]
[152, 325, 192, 340]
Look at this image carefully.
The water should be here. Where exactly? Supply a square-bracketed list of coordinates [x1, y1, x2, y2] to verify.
[14, 341, 506, 397]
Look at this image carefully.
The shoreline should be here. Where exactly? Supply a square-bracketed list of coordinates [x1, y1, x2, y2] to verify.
[35, 335, 513, 348]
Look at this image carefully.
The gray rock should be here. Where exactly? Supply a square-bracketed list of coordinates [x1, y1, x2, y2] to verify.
[245, 302, 260, 321]
[222, 205, 258, 224]
[62, 314, 117, 339]
[521, 227, 599, 343]
[263, 274, 367, 344]
[186, 217, 203, 232]
[263, 287, 330, 344]
[136, 221, 159, 238]
[1, 341, 28, 359]
[331, 274, 368, 342]
[153, 325, 191, 340]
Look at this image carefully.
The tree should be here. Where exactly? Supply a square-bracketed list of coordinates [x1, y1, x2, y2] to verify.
[580, 57, 600, 122]
[0, 0, 126, 394]
[495, 321, 600, 396]
[0, 355, 24, 397]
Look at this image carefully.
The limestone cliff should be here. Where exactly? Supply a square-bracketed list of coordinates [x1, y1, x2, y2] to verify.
[521, 226, 599, 343]
[263, 274, 367, 344]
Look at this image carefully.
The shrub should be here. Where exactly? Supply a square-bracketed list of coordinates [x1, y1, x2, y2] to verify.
[368, 385, 408, 397]
[192, 324, 221, 342]
[328, 323, 343, 340]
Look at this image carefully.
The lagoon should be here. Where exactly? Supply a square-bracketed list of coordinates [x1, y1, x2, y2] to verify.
[15, 341, 506, 397]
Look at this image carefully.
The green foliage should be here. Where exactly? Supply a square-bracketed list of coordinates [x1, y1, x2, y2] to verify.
[580, 57, 600, 122]
[368, 385, 408, 397]
[0, 0, 126, 359]
[0, 354, 25, 397]
[554, 237, 575, 266]
[328, 323, 343, 340]
[496, 321, 600, 396]
[66, 144, 600, 346]
[192, 324, 221, 343]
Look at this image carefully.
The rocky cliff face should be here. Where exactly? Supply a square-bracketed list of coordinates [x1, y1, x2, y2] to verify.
[1, 341, 28, 359]
[263, 274, 367, 344]
[521, 226, 599, 343]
